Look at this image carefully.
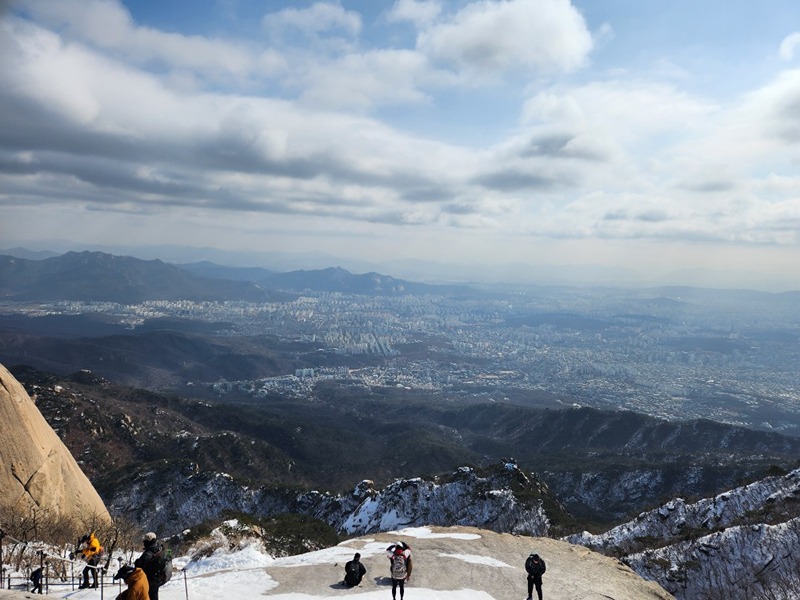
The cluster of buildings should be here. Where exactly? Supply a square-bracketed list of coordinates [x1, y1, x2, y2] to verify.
[9, 286, 799, 433]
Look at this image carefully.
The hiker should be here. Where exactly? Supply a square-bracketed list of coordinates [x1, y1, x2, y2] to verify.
[344, 552, 367, 587]
[30, 565, 44, 594]
[134, 532, 164, 600]
[386, 542, 412, 600]
[525, 552, 546, 600]
[79, 533, 102, 589]
[113, 565, 149, 600]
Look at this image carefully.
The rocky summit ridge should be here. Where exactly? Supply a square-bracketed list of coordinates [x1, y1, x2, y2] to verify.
[108, 461, 557, 536]
[0, 363, 110, 525]
[261, 525, 673, 600]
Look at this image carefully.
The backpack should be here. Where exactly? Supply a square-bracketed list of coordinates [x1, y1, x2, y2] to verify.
[344, 561, 361, 586]
[154, 547, 173, 585]
[525, 555, 545, 578]
[390, 552, 407, 580]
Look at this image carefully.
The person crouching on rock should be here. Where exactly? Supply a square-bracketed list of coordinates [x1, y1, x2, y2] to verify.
[113, 565, 149, 600]
[344, 552, 366, 587]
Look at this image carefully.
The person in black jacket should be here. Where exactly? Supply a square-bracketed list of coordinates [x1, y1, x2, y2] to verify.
[30, 565, 44, 594]
[134, 533, 163, 600]
[525, 553, 546, 600]
[343, 552, 366, 587]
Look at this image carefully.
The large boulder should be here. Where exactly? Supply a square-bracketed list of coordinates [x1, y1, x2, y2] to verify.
[0, 363, 110, 525]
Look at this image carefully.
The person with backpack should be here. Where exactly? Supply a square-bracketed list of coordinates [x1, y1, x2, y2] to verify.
[134, 532, 167, 600]
[525, 552, 546, 600]
[79, 532, 103, 589]
[30, 565, 44, 594]
[386, 542, 412, 600]
[113, 565, 149, 600]
[344, 552, 366, 587]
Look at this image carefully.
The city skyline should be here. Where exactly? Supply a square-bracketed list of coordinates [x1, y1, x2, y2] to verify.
[2, 1, 800, 291]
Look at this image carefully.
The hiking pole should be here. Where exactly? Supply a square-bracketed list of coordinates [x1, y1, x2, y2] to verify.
[183, 568, 189, 600]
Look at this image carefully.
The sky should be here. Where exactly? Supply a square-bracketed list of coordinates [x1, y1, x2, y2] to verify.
[2, 0, 800, 290]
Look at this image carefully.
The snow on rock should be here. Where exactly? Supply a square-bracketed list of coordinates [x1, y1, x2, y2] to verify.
[0, 526, 673, 600]
[340, 467, 549, 536]
[109, 462, 552, 537]
[565, 468, 800, 599]
[624, 518, 800, 599]
[566, 468, 800, 553]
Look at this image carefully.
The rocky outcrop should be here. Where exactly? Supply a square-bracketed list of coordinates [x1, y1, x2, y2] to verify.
[565, 469, 800, 598]
[261, 525, 675, 600]
[0, 362, 110, 524]
[108, 462, 556, 536]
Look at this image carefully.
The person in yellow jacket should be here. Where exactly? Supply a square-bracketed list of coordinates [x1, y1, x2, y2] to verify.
[114, 565, 150, 600]
[79, 533, 103, 589]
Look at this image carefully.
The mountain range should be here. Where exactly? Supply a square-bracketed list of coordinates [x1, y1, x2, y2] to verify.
[0, 251, 473, 303]
[12, 365, 800, 528]
[6, 360, 800, 598]
[3, 248, 800, 599]
[0, 251, 287, 303]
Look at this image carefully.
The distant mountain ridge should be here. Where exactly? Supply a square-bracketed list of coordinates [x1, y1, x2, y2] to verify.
[179, 260, 475, 296]
[0, 251, 290, 303]
[0, 251, 474, 303]
[175, 260, 277, 282]
[258, 266, 474, 296]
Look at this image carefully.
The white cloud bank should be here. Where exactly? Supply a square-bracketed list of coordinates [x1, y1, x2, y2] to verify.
[1, 0, 799, 289]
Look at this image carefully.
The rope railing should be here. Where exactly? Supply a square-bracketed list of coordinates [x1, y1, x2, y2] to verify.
[0, 529, 257, 600]
[0, 529, 115, 596]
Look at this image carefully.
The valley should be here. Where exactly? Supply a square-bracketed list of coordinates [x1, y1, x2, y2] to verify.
[2, 254, 798, 433]
[1, 250, 799, 599]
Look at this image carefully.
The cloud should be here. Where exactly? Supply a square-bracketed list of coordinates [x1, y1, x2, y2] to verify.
[297, 49, 434, 111]
[779, 32, 800, 61]
[416, 0, 593, 76]
[519, 133, 607, 161]
[522, 81, 717, 144]
[765, 71, 800, 143]
[21, 0, 263, 81]
[262, 2, 362, 40]
[0, 15, 477, 222]
[387, 0, 442, 26]
[472, 168, 562, 191]
[2, 0, 800, 271]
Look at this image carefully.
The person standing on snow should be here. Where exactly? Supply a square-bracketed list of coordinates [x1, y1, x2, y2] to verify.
[386, 542, 412, 600]
[525, 552, 546, 600]
[79, 533, 102, 589]
[30, 565, 44, 594]
[134, 532, 163, 600]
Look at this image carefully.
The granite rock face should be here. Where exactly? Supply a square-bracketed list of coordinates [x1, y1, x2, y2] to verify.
[0, 362, 110, 524]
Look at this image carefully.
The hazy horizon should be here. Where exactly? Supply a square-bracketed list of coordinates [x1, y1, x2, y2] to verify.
[3, 241, 798, 293]
[2, 1, 800, 292]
